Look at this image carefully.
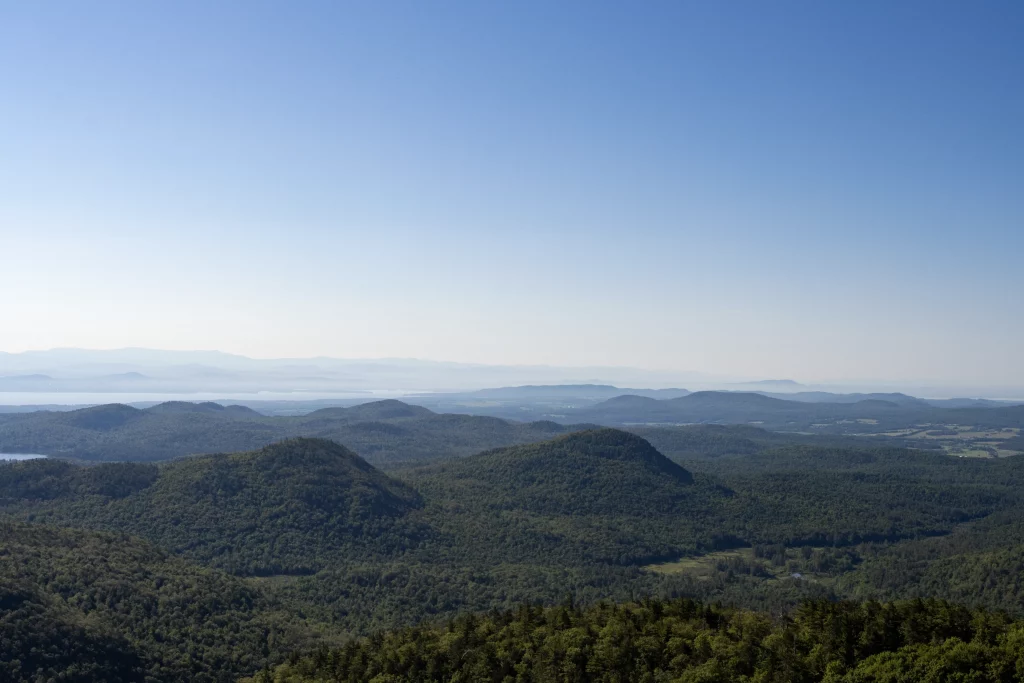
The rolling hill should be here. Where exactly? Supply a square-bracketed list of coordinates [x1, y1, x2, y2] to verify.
[401, 429, 729, 566]
[0, 399, 584, 465]
[3, 394, 1022, 466]
[0, 439, 429, 575]
[413, 429, 695, 516]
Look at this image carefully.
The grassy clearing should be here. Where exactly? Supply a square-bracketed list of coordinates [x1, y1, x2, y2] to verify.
[645, 549, 753, 577]
[643, 547, 834, 583]
[870, 425, 1020, 459]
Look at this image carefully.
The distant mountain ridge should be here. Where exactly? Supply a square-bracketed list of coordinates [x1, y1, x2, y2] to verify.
[0, 348, 707, 393]
[757, 391, 930, 406]
[738, 379, 803, 387]
[467, 384, 691, 400]
[3, 393, 1024, 464]
[578, 390, 1024, 432]
[0, 399, 588, 464]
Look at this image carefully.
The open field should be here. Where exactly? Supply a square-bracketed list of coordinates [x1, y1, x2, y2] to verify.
[645, 549, 754, 578]
[867, 425, 1022, 458]
[644, 547, 839, 583]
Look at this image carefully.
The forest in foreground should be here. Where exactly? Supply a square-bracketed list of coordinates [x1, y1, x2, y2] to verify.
[251, 598, 1024, 683]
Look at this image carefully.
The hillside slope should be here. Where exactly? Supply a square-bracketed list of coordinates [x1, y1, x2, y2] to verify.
[0, 521, 327, 683]
[418, 429, 694, 516]
[1, 439, 429, 575]
[403, 429, 726, 566]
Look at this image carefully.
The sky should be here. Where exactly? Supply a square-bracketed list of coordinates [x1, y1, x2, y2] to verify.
[1, 1, 1022, 385]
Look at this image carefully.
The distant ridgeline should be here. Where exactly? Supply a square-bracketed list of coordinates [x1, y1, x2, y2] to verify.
[577, 390, 1024, 432]
[0, 399, 584, 464]
[1, 394, 1021, 466]
[2, 421, 1024, 681]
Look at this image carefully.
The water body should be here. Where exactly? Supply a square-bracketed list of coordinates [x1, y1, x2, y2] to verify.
[0, 453, 47, 461]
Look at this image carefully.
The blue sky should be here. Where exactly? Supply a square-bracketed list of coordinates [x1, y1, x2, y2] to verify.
[1, 1, 1022, 384]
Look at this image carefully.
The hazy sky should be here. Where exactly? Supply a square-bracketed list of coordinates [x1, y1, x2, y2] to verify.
[2, 1, 1022, 385]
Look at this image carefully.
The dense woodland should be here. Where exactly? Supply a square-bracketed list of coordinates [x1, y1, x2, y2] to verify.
[250, 598, 1024, 683]
[0, 521, 323, 683]
[2, 399, 1024, 681]
[0, 439, 430, 575]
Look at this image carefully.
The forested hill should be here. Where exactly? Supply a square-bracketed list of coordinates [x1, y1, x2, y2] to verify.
[408, 429, 696, 517]
[251, 597, 1024, 683]
[395, 429, 731, 568]
[0, 438, 430, 575]
[0, 399, 584, 464]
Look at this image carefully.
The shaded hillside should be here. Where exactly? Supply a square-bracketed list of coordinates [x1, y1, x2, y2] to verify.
[0, 439, 429, 575]
[0, 521, 327, 683]
[64, 403, 146, 429]
[414, 429, 694, 516]
[401, 430, 727, 566]
[0, 459, 158, 500]
[833, 501, 1024, 614]
[0, 581, 142, 683]
[692, 444, 1024, 548]
[0, 400, 582, 465]
[0, 403, 282, 461]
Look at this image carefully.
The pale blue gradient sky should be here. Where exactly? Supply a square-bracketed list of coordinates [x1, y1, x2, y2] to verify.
[1, 1, 1022, 384]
